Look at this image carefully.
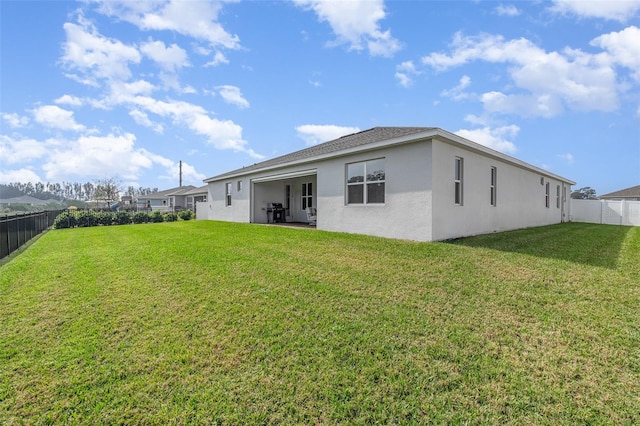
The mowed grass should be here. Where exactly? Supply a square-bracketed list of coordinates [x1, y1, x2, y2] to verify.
[1, 221, 639, 424]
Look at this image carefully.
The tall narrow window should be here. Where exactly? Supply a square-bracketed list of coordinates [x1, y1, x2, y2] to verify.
[454, 157, 463, 205]
[225, 182, 232, 207]
[285, 184, 291, 214]
[556, 185, 560, 208]
[237, 180, 243, 192]
[302, 182, 313, 210]
[545, 182, 550, 208]
[490, 167, 497, 206]
[346, 158, 385, 205]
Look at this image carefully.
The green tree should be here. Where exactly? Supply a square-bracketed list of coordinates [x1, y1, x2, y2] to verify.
[571, 187, 597, 199]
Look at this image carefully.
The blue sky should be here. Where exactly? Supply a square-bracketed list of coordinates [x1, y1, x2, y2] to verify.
[1, 0, 639, 196]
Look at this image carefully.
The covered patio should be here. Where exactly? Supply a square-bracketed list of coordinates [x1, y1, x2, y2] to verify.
[251, 169, 317, 225]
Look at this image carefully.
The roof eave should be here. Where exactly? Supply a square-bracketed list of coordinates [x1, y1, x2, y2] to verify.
[204, 128, 440, 183]
[434, 128, 576, 185]
[204, 127, 575, 186]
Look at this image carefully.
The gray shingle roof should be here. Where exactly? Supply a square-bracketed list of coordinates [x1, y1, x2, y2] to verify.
[143, 185, 196, 199]
[600, 185, 640, 199]
[205, 127, 434, 182]
[181, 185, 208, 195]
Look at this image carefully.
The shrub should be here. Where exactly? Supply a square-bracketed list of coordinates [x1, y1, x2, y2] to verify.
[76, 210, 97, 227]
[115, 211, 132, 225]
[132, 212, 150, 224]
[150, 210, 164, 223]
[178, 210, 193, 221]
[164, 212, 178, 222]
[54, 211, 77, 229]
[96, 211, 114, 226]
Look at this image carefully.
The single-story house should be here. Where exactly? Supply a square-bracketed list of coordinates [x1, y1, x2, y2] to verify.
[599, 185, 640, 201]
[203, 127, 575, 241]
[182, 185, 208, 212]
[136, 185, 196, 212]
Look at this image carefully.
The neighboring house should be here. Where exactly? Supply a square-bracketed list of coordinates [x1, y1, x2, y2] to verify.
[203, 127, 575, 242]
[182, 185, 208, 212]
[599, 185, 640, 201]
[137, 186, 196, 212]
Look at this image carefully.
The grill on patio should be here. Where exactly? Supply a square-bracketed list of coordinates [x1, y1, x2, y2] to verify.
[269, 203, 286, 223]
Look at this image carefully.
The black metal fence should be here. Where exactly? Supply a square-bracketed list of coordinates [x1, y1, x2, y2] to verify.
[0, 210, 66, 259]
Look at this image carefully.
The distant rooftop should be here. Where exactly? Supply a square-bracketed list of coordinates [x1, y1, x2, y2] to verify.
[600, 185, 640, 199]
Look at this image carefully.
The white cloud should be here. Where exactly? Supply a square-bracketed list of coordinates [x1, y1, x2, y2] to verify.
[441, 75, 472, 100]
[129, 109, 164, 133]
[557, 152, 575, 164]
[0, 129, 206, 183]
[106, 80, 156, 105]
[42, 133, 166, 181]
[0, 135, 48, 164]
[395, 60, 420, 88]
[140, 39, 189, 71]
[480, 91, 564, 118]
[93, 0, 241, 49]
[295, 124, 361, 146]
[204, 51, 230, 67]
[124, 95, 262, 158]
[160, 160, 206, 184]
[157, 72, 194, 93]
[216, 85, 250, 109]
[455, 125, 519, 153]
[55, 95, 84, 107]
[0, 168, 43, 184]
[422, 32, 620, 117]
[495, 4, 520, 16]
[61, 19, 141, 84]
[293, 0, 401, 57]
[591, 26, 640, 82]
[549, 0, 640, 22]
[32, 105, 86, 132]
[1, 113, 29, 128]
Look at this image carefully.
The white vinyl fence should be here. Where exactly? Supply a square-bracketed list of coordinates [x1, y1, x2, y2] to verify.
[195, 201, 209, 220]
[570, 199, 640, 226]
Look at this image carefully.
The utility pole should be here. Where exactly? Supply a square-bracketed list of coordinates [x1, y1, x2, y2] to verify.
[179, 160, 183, 187]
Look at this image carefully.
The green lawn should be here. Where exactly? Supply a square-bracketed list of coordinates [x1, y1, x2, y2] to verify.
[1, 221, 639, 424]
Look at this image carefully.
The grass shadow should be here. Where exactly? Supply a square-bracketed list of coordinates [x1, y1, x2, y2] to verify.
[447, 222, 634, 269]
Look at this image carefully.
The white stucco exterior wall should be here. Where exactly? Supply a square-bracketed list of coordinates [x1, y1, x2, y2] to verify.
[316, 142, 433, 241]
[208, 178, 251, 223]
[430, 138, 570, 240]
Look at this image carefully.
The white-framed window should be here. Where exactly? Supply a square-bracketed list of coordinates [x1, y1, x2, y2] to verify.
[490, 166, 497, 206]
[237, 180, 243, 192]
[556, 185, 560, 209]
[302, 182, 313, 210]
[346, 158, 385, 205]
[454, 157, 463, 205]
[545, 182, 550, 208]
[225, 182, 232, 207]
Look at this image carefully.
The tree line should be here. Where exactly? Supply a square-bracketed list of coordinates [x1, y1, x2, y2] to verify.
[0, 181, 159, 202]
